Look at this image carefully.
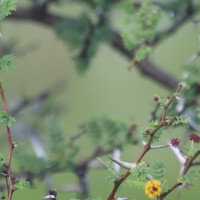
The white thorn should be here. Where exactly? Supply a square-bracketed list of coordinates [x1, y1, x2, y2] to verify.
[113, 148, 121, 173]
[109, 158, 136, 170]
[176, 97, 185, 112]
[168, 142, 186, 174]
[42, 195, 56, 200]
[142, 141, 169, 149]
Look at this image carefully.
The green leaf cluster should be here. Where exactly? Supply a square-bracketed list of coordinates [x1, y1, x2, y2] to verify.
[178, 170, 200, 189]
[97, 157, 120, 183]
[14, 150, 47, 175]
[149, 160, 165, 180]
[13, 179, 30, 191]
[134, 46, 152, 62]
[170, 115, 188, 128]
[182, 64, 200, 88]
[46, 116, 79, 170]
[127, 179, 145, 189]
[140, 120, 163, 142]
[56, 14, 112, 73]
[0, 0, 16, 20]
[0, 111, 16, 127]
[119, 0, 162, 60]
[0, 54, 16, 72]
[0, 156, 7, 176]
[130, 161, 165, 181]
[84, 116, 128, 149]
[182, 140, 200, 157]
[130, 162, 149, 181]
[56, 16, 89, 50]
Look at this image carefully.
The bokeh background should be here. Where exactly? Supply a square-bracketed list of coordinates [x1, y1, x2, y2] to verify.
[1, 0, 200, 199]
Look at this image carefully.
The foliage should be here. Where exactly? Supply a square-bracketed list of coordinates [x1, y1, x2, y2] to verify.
[0, 54, 16, 71]
[56, 12, 112, 73]
[118, 0, 161, 62]
[149, 160, 165, 180]
[130, 162, 149, 181]
[0, 0, 16, 20]
[14, 150, 46, 175]
[13, 179, 30, 191]
[97, 157, 120, 183]
[140, 120, 164, 142]
[127, 179, 145, 189]
[0, 111, 16, 128]
[178, 170, 200, 189]
[46, 116, 79, 170]
[84, 116, 134, 149]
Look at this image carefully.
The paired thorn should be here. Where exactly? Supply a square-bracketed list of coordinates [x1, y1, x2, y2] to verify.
[109, 157, 136, 170]
[168, 142, 187, 175]
[142, 141, 169, 149]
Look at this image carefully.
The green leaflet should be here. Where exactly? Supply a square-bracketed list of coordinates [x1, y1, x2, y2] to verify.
[0, 54, 16, 72]
[0, 0, 17, 20]
[13, 179, 30, 191]
[178, 170, 200, 189]
[127, 180, 145, 189]
[97, 157, 120, 182]
[149, 160, 165, 180]
[130, 162, 149, 181]
[0, 111, 16, 127]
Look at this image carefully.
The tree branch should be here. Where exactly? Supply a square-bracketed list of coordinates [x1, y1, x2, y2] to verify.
[8, 5, 198, 89]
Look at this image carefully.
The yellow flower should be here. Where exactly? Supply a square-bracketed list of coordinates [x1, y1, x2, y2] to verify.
[145, 180, 162, 199]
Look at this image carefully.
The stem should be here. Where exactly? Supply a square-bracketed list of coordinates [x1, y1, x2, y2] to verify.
[107, 170, 131, 200]
[158, 151, 200, 200]
[157, 182, 181, 200]
[182, 150, 200, 176]
[0, 82, 14, 200]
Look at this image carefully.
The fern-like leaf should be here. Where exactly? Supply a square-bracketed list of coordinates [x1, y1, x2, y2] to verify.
[0, 111, 16, 127]
[127, 180, 145, 189]
[0, 0, 17, 20]
[0, 54, 16, 71]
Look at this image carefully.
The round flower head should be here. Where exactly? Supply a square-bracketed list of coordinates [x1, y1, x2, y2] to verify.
[145, 180, 162, 199]
[170, 138, 180, 147]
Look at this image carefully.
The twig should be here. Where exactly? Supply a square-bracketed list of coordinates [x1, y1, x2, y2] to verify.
[0, 81, 14, 200]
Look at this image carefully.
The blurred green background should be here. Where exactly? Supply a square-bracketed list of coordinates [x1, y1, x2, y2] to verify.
[1, 1, 200, 200]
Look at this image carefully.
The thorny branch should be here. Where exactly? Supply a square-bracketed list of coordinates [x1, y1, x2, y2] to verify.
[107, 84, 183, 200]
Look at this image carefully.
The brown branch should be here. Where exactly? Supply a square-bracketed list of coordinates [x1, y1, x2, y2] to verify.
[107, 84, 183, 200]
[0, 82, 14, 200]
[9, 7, 65, 26]
[9, 2, 200, 90]
[79, 12, 106, 61]
[8, 6, 191, 89]
[158, 150, 200, 200]
[10, 91, 50, 116]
